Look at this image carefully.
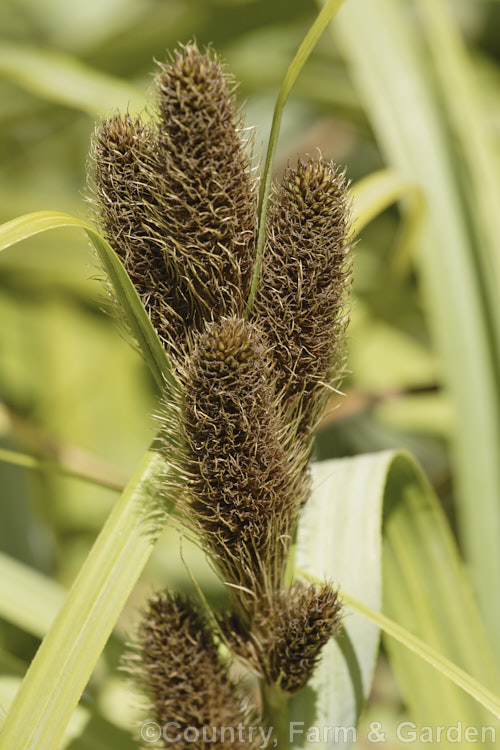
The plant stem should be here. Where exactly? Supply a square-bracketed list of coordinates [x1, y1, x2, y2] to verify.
[0, 447, 126, 492]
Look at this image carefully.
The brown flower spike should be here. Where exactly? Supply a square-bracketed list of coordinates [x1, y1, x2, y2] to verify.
[127, 592, 258, 749]
[90, 43, 255, 356]
[261, 583, 342, 693]
[252, 158, 351, 438]
[92, 43, 352, 732]
[174, 317, 308, 617]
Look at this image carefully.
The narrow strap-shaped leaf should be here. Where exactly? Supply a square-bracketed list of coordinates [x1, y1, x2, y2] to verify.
[246, 0, 347, 313]
[350, 169, 425, 279]
[335, 0, 500, 665]
[0, 450, 168, 750]
[289, 451, 500, 749]
[418, 0, 500, 362]
[340, 595, 500, 721]
[0, 553, 66, 640]
[0, 43, 145, 116]
[0, 211, 175, 394]
[289, 453, 386, 749]
[350, 167, 424, 236]
[0, 447, 125, 492]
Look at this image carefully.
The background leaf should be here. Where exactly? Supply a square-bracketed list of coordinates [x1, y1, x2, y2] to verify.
[0, 552, 65, 639]
[334, 0, 500, 667]
[0, 450, 168, 750]
[0, 43, 146, 116]
[290, 452, 500, 748]
[0, 211, 175, 394]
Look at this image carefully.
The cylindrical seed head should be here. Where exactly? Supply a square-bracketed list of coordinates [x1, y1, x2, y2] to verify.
[252, 157, 351, 437]
[175, 317, 308, 613]
[125, 591, 257, 749]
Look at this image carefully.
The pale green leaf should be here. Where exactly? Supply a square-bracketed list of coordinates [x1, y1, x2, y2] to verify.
[0, 43, 146, 116]
[418, 0, 500, 361]
[382, 455, 500, 744]
[335, 0, 500, 665]
[0, 448, 125, 492]
[0, 211, 175, 394]
[350, 168, 423, 240]
[290, 453, 386, 749]
[0, 553, 65, 640]
[290, 452, 500, 749]
[350, 169, 425, 280]
[342, 593, 500, 722]
[0, 450, 169, 750]
[0, 675, 136, 750]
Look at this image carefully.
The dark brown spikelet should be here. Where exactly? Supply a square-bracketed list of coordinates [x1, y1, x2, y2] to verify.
[90, 43, 256, 356]
[252, 157, 351, 437]
[90, 113, 189, 349]
[176, 317, 308, 613]
[224, 583, 342, 693]
[153, 43, 256, 333]
[91, 114, 180, 343]
[264, 583, 342, 692]
[127, 591, 256, 749]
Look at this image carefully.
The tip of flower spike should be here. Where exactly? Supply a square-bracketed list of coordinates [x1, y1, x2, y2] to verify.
[273, 582, 343, 692]
[285, 157, 349, 222]
[223, 582, 343, 693]
[155, 42, 237, 120]
[89, 43, 256, 356]
[197, 318, 254, 371]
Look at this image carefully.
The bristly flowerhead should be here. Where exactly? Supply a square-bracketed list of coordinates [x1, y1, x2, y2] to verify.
[252, 157, 351, 438]
[262, 582, 342, 692]
[126, 591, 258, 749]
[154, 44, 256, 311]
[90, 42, 256, 357]
[90, 43, 353, 725]
[174, 317, 308, 615]
[223, 582, 342, 693]
[91, 113, 187, 351]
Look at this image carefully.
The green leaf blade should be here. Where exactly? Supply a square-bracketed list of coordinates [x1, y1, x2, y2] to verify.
[0, 553, 66, 640]
[0, 450, 168, 750]
[0, 43, 146, 116]
[290, 452, 389, 749]
[0, 211, 175, 394]
[334, 0, 500, 665]
[290, 451, 500, 748]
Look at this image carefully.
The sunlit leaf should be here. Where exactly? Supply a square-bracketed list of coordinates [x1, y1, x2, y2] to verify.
[0, 450, 168, 750]
[0, 211, 175, 394]
[335, 0, 500, 664]
[290, 452, 500, 749]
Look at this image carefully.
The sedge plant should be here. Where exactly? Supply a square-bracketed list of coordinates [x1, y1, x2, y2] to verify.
[90, 42, 349, 746]
[1, 3, 500, 750]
